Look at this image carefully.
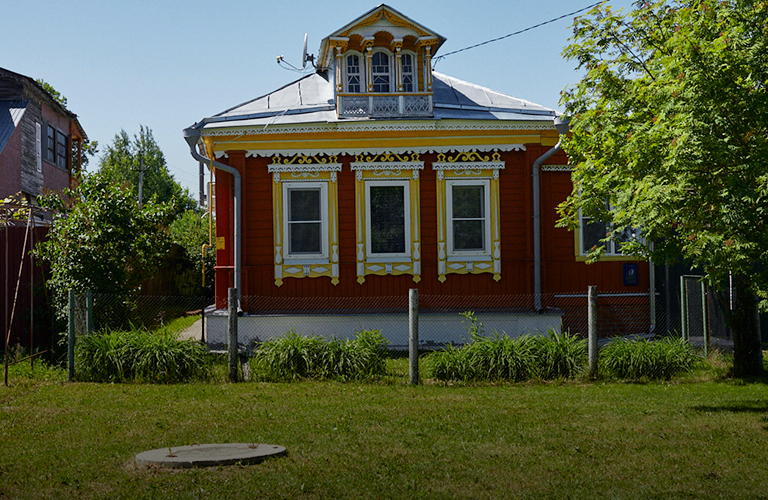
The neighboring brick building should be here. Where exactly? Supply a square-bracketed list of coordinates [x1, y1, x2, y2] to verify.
[0, 67, 88, 202]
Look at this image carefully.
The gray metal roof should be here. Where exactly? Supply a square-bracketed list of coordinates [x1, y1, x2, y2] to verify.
[196, 71, 556, 131]
[0, 99, 29, 155]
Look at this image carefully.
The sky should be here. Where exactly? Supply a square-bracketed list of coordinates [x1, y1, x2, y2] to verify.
[1, 0, 635, 198]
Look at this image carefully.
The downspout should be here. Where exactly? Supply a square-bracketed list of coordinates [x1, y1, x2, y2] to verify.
[183, 126, 242, 310]
[533, 116, 569, 312]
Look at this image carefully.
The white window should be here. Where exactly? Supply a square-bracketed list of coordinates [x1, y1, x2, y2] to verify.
[283, 182, 328, 259]
[446, 180, 491, 257]
[371, 51, 391, 93]
[345, 53, 363, 93]
[365, 180, 410, 258]
[401, 53, 415, 92]
[579, 206, 638, 256]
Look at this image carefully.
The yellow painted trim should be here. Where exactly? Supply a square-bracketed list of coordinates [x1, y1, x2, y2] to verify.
[354, 166, 422, 283]
[272, 166, 340, 286]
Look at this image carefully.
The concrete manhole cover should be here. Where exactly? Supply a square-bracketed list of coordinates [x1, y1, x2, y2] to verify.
[135, 443, 286, 468]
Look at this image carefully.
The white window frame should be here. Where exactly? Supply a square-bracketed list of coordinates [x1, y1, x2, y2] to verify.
[446, 179, 492, 259]
[344, 51, 364, 93]
[282, 181, 329, 262]
[400, 51, 416, 92]
[371, 49, 392, 93]
[365, 179, 411, 260]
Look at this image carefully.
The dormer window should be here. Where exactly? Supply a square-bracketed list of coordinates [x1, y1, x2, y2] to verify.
[371, 51, 391, 93]
[401, 53, 415, 92]
[346, 53, 363, 93]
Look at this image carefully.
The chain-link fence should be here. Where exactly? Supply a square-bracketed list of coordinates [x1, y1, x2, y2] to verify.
[67, 288, 739, 353]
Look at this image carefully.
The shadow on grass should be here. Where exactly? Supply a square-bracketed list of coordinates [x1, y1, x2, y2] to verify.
[692, 400, 768, 414]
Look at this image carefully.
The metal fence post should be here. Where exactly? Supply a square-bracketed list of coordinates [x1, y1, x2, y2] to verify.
[680, 276, 689, 341]
[228, 288, 239, 383]
[701, 281, 708, 357]
[86, 289, 94, 334]
[409, 288, 419, 385]
[68, 290, 76, 382]
[588, 285, 598, 379]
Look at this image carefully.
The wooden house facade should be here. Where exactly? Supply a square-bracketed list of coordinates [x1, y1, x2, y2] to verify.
[185, 5, 652, 346]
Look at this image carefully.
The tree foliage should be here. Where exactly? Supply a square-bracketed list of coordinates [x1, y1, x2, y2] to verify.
[36, 172, 176, 318]
[98, 126, 196, 214]
[559, 0, 768, 375]
[168, 209, 216, 294]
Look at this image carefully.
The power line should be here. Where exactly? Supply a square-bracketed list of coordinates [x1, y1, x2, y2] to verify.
[432, 1, 603, 68]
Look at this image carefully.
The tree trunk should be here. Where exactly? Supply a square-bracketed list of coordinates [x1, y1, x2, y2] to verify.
[730, 275, 763, 377]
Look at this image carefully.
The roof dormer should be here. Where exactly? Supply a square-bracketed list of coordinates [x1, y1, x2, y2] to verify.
[317, 5, 446, 119]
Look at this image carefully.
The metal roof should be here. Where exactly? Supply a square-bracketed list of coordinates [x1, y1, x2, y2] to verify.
[0, 99, 29, 155]
[196, 71, 556, 131]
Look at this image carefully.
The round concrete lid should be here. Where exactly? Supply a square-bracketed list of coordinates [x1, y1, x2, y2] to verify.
[135, 443, 286, 468]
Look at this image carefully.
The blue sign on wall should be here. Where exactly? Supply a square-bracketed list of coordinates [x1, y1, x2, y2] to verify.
[623, 263, 639, 286]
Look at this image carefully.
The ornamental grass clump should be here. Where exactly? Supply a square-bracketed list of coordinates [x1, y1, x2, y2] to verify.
[425, 334, 537, 382]
[531, 330, 587, 380]
[75, 326, 210, 383]
[250, 330, 389, 381]
[599, 337, 699, 380]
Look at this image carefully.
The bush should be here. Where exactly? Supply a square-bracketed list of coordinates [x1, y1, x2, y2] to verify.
[75, 326, 210, 383]
[250, 330, 389, 381]
[425, 334, 537, 382]
[599, 337, 699, 380]
[532, 330, 587, 380]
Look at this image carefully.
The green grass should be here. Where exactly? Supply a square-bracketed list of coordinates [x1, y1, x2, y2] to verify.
[1, 357, 768, 499]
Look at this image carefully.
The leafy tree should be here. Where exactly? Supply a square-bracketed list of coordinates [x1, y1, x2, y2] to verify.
[168, 208, 216, 295]
[36, 171, 176, 319]
[98, 126, 196, 214]
[559, 0, 768, 375]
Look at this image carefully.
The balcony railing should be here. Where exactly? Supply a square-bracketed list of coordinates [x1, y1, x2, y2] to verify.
[338, 93, 433, 118]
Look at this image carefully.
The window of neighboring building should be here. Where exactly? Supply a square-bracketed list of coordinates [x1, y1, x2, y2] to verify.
[371, 51, 391, 93]
[346, 53, 362, 93]
[366, 180, 410, 258]
[56, 130, 67, 169]
[580, 212, 637, 256]
[446, 180, 491, 256]
[401, 53, 415, 92]
[46, 125, 55, 163]
[284, 183, 328, 258]
[579, 202, 639, 256]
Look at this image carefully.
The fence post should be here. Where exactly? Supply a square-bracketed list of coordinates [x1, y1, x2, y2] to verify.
[227, 287, 239, 383]
[86, 290, 94, 334]
[588, 285, 598, 379]
[701, 281, 708, 357]
[68, 290, 76, 382]
[680, 276, 689, 341]
[409, 288, 419, 385]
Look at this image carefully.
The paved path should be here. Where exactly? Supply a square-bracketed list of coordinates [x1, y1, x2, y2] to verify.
[177, 319, 203, 341]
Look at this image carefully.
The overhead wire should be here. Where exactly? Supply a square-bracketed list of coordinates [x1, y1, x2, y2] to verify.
[431, 1, 604, 69]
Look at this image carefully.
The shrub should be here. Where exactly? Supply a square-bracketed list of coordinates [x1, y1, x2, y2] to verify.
[425, 334, 537, 382]
[250, 330, 389, 381]
[599, 337, 699, 380]
[532, 330, 587, 380]
[75, 326, 210, 383]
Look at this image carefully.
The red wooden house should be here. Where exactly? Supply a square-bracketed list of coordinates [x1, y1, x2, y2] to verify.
[184, 5, 652, 347]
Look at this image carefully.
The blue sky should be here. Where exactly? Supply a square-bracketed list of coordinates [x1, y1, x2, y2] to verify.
[1, 1, 634, 196]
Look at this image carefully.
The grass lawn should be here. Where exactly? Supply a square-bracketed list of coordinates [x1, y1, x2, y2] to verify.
[1, 359, 768, 499]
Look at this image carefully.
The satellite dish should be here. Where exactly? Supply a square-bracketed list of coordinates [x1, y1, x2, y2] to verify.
[301, 33, 308, 69]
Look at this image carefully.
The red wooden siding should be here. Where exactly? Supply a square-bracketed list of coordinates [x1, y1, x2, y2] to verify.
[213, 145, 649, 316]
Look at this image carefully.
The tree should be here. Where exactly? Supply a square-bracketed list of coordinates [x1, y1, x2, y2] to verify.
[168, 209, 216, 295]
[99, 126, 196, 214]
[559, 0, 768, 376]
[36, 171, 176, 319]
